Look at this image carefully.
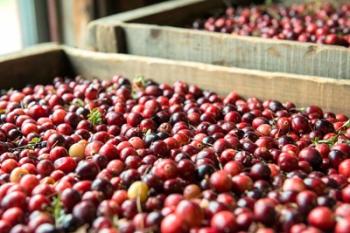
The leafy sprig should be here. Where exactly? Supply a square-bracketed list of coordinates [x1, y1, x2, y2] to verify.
[28, 137, 42, 149]
[133, 76, 146, 88]
[313, 119, 350, 146]
[72, 99, 85, 107]
[10, 137, 42, 151]
[132, 76, 146, 99]
[46, 196, 65, 226]
[88, 108, 103, 126]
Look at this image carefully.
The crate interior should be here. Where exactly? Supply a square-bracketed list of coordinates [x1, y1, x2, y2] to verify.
[122, 0, 347, 27]
[0, 48, 71, 90]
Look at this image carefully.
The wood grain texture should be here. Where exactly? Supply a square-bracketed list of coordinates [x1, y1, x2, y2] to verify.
[0, 44, 69, 90]
[2, 44, 350, 115]
[91, 0, 221, 25]
[60, 0, 95, 47]
[115, 23, 350, 79]
[86, 0, 350, 79]
[63, 46, 350, 115]
[85, 0, 222, 50]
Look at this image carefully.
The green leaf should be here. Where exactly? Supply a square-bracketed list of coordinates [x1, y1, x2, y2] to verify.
[132, 76, 146, 100]
[88, 108, 103, 126]
[30, 137, 41, 144]
[311, 137, 320, 145]
[317, 136, 338, 146]
[133, 76, 146, 88]
[45, 195, 64, 227]
[72, 99, 85, 107]
[28, 137, 42, 149]
[53, 196, 63, 224]
[342, 119, 350, 129]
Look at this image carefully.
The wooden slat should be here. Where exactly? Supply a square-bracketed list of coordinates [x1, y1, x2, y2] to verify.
[0, 44, 69, 89]
[60, 0, 95, 47]
[86, 0, 222, 49]
[86, 0, 350, 80]
[92, 22, 350, 79]
[91, 0, 222, 25]
[63, 46, 350, 115]
[2, 44, 350, 115]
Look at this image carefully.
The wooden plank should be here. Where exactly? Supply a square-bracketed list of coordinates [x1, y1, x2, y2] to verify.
[63, 46, 350, 115]
[91, 22, 350, 79]
[0, 44, 69, 89]
[60, 0, 95, 47]
[93, 24, 126, 53]
[86, 0, 222, 49]
[91, 0, 222, 25]
[2, 44, 350, 115]
[86, 0, 350, 79]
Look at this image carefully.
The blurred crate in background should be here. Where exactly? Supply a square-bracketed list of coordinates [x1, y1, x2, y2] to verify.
[86, 0, 350, 80]
[53, 0, 170, 48]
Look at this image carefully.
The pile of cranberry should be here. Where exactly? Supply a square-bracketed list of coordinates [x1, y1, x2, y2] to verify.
[192, 2, 350, 47]
[0, 75, 350, 233]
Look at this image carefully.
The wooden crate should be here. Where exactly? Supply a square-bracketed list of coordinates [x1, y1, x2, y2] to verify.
[86, 0, 350, 80]
[53, 0, 170, 47]
[1, 44, 350, 116]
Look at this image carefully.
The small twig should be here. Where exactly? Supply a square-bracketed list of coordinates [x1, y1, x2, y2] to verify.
[136, 196, 143, 213]
[313, 119, 350, 146]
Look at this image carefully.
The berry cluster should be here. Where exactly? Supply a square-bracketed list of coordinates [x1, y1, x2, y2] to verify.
[0, 76, 350, 233]
[192, 2, 350, 47]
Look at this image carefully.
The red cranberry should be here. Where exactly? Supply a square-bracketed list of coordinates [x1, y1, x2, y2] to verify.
[154, 159, 178, 180]
[211, 211, 237, 233]
[307, 206, 335, 230]
[73, 200, 97, 223]
[209, 170, 233, 193]
[175, 200, 203, 227]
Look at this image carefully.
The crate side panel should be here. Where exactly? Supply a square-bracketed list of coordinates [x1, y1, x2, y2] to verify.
[64, 47, 350, 115]
[0, 45, 70, 89]
[118, 24, 350, 79]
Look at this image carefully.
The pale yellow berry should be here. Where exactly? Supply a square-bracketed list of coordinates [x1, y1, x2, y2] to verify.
[69, 142, 86, 158]
[10, 167, 29, 183]
[128, 181, 149, 202]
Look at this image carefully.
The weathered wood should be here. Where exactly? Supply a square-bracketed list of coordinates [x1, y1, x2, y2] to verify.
[2, 44, 350, 115]
[107, 23, 350, 79]
[86, 0, 222, 50]
[87, 0, 350, 80]
[90, 0, 222, 25]
[60, 0, 96, 47]
[0, 44, 69, 89]
[63, 46, 350, 115]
